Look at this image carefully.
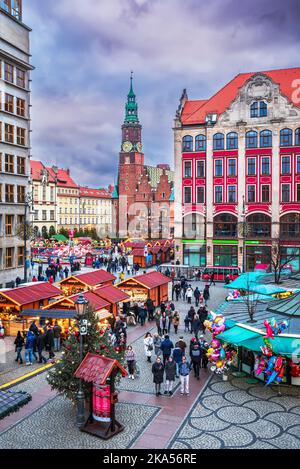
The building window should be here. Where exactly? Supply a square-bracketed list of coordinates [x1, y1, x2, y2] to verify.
[213, 133, 224, 150]
[183, 244, 206, 267]
[5, 124, 14, 143]
[5, 247, 14, 269]
[182, 135, 193, 152]
[260, 101, 267, 117]
[228, 159, 236, 176]
[50, 187, 54, 202]
[5, 154, 14, 173]
[214, 159, 223, 176]
[297, 155, 300, 174]
[184, 161, 192, 178]
[42, 210, 47, 221]
[4, 63, 13, 83]
[250, 101, 267, 118]
[247, 185, 256, 203]
[295, 128, 300, 146]
[280, 213, 300, 239]
[297, 184, 300, 202]
[281, 184, 290, 202]
[280, 128, 292, 147]
[226, 132, 238, 149]
[261, 157, 270, 175]
[195, 134, 206, 151]
[34, 210, 38, 221]
[42, 185, 46, 201]
[5, 93, 14, 113]
[246, 131, 258, 148]
[16, 98, 25, 117]
[215, 186, 223, 203]
[247, 158, 256, 175]
[214, 213, 237, 238]
[17, 127, 26, 146]
[17, 186, 25, 203]
[250, 102, 258, 118]
[17, 156, 25, 174]
[228, 185, 237, 203]
[281, 156, 291, 174]
[5, 215, 14, 236]
[261, 185, 270, 202]
[184, 187, 192, 204]
[5, 184, 14, 203]
[17, 246, 24, 267]
[16, 67, 25, 87]
[247, 213, 271, 238]
[260, 130, 272, 148]
[214, 245, 238, 266]
[196, 186, 205, 204]
[196, 160, 205, 177]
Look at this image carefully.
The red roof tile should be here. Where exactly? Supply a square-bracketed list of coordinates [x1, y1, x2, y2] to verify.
[74, 353, 127, 384]
[47, 167, 78, 188]
[72, 270, 116, 287]
[182, 67, 300, 125]
[30, 160, 56, 183]
[122, 271, 171, 289]
[131, 248, 146, 256]
[1, 283, 62, 307]
[79, 187, 111, 199]
[94, 285, 130, 304]
[70, 291, 110, 312]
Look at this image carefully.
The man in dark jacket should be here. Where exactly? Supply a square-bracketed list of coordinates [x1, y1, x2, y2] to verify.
[45, 326, 55, 359]
[145, 298, 154, 321]
[37, 331, 47, 364]
[172, 344, 183, 378]
[190, 338, 202, 380]
[164, 356, 177, 395]
[161, 335, 174, 366]
[194, 287, 201, 307]
[192, 314, 202, 340]
[53, 321, 62, 352]
[174, 282, 181, 301]
[25, 331, 36, 365]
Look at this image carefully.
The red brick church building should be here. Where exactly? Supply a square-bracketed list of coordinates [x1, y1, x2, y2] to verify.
[112, 75, 174, 239]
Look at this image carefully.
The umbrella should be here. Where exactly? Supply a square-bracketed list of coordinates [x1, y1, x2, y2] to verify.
[250, 284, 287, 295]
[224, 272, 266, 289]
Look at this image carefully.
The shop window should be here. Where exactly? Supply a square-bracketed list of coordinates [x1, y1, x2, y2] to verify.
[246, 131, 258, 148]
[182, 135, 193, 152]
[226, 132, 238, 149]
[260, 130, 272, 148]
[246, 245, 271, 272]
[213, 213, 237, 238]
[183, 244, 206, 267]
[195, 134, 206, 151]
[213, 245, 238, 266]
[280, 128, 292, 147]
[247, 213, 271, 238]
[280, 213, 300, 239]
[183, 213, 205, 240]
[213, 133, 224, 150]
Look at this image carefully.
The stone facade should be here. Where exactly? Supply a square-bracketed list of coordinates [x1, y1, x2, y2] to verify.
[0, 3, 33, 287]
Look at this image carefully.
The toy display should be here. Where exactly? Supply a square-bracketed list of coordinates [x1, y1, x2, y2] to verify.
[264, 318, 289, 339]
[226, 290, 240, 301]
[204, 312, 226, 336]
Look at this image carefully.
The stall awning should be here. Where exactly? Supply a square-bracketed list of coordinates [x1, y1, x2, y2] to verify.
[218, 325, 262, 345]
[20, 309, 77, 319]
[250, 284, 287, 295]
[241, 335, 300, 358]
[224, 272, 266, 289]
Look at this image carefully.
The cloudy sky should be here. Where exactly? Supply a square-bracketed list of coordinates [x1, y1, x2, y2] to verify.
[24, 0, 300, 188]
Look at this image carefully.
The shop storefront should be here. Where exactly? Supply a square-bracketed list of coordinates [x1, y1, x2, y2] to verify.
[246, 244, 271, 271]
[183, 243, 206, 267]
[213, 244, 238, 267]
[281, 246, 300, 273]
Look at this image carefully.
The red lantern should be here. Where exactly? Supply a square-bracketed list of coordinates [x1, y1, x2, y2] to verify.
[92, 384, 111, 422]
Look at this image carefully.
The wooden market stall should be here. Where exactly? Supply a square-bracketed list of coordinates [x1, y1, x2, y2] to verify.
[0, 283, 62, 336]
[117, 271, 171, 307]
[94, 285, 131, 317]
[58, 270, 116, 296]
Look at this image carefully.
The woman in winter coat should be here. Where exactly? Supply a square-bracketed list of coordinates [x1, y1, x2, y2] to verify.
[14, 331, 24, 364]
[152, 356, 164, 396]
[153, 333, 162, 356]
[192, 314, 202, 340]
[125, 345, 136, 379]
[160, 312, 169, 336]
[172, 311, 180, 334]
[164, 356, 177, 395]
[144, 332, 154, 363]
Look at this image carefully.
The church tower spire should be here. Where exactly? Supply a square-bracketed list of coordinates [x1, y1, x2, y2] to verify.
[121, 72, 143, 153]
[124, 71, 139, 124]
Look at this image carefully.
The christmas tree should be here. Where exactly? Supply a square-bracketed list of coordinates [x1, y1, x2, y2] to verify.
[47, 305, 125, 402]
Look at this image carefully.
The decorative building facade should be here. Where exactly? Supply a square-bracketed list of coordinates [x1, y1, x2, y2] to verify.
[114, 76, 174, 239]
[0, 1, 33, 287]
[79, 187, 112, 237]
[174, 68, 300, 271]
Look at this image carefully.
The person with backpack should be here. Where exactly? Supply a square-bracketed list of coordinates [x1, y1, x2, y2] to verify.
[190, 337, 202, 380]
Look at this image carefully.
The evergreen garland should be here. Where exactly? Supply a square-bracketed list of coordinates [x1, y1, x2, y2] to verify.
[46, 305, 125, 402]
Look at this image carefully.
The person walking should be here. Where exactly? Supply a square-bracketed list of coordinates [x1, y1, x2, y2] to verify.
[164, 356, 176, 395]
[144, 332, 154, 363]
[184, 313, 190, 333]
[209, 272, 216, 286]
[125, 345, 136, 379]
[174, 282, 181, 302]
[53, 321, 62, 352]
[166, 306, 173, 333]
[179, 356, 192, 395]
[172, 343, 183, 378]
[200, 338, 209, 369]
[188, 306, 196, 333]
[45, 326, 55, 360]
[203, 285, 210, 306]
[152, 356, 164, 396]
[146, 298, 155, 322]
[14, 331, 24, 364]
[191, 314, 202, 341]
[172, 311, 180, 335]
[155, 309, 162, 335]
[160, 301, 166, 314]
[186, 285, 193, 304]
[139, 304, 148, 326]
[160, 312, 169, 336]
[190, 337, 202, 380]
[37, 331, 48, 364]
[24, 330, 36, 366]
[194, 287, 201, 307]
[153, 333, 162, 357]
[161, 335, 174, 366]
[176, 336, 187, 355]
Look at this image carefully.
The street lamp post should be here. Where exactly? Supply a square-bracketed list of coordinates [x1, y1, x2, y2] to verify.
[75, 293, 89, 428]
[241, 195, 246, 273]
[24, 191, 33, 283]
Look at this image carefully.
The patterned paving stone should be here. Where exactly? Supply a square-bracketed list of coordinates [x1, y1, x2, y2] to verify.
[217, 405, 258, 424]
[0, 395, 160, 449]
[270, 396, 300, 411]
[242, 419, 282, 439]
[265, 411, 300, 431]
[244, 400, 286, 416]
[179, 433, 223, 449]
[190, 403, 213, 418]
[224, 389, 259, 405]
[190, 414, 230, 432]
[201, 394, 230, 411]
[264, 433, 300, 449]
[215, 426, 255, 448]
[287, 425, 300, 438]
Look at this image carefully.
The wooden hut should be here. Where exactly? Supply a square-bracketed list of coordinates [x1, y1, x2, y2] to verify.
[58, 270, 116, 296]
[117, 271, 170, 306]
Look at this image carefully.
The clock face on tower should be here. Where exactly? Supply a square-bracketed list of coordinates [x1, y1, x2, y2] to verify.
[136, 142, 142, 152]
[122, 141, 133, 152]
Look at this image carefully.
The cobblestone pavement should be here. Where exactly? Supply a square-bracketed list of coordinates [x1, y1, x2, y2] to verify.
[169, 374, 300, 449]
[0, 395, 160, 449]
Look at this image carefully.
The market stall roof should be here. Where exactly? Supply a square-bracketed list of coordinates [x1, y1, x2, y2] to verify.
[227, 293, 276, 302]
[250, 284, 287, 295]
[21, 309, 77, 319]
[267, 292, 300, 317]
[53, 234, 68, 242]
[150, 246, 162, 254]
[118, 271, 171, 290]
[218, 324, 262, 345]
[224, 272, 266, 289]
[43, 291, 110, 312]
[0, 283, 62, 307]
[74, 353, 127, 385]
[131, 248, 146, 257]
[94, 285, 130, 304]
[59, 270, 116, 288]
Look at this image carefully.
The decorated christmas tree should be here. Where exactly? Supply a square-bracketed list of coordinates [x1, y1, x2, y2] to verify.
[47, 305, 125, 402]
